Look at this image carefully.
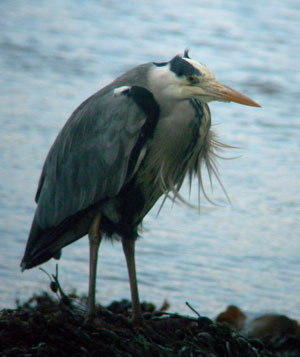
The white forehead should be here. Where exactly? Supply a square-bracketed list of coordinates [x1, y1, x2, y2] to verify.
[148, 55, 216, 94]
[184, 58, 216, 80]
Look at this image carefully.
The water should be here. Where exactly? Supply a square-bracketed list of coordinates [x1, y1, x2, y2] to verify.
[1, 0, 300, 320]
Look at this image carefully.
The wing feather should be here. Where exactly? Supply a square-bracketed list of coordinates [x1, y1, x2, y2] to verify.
[35, 87, 148, 229]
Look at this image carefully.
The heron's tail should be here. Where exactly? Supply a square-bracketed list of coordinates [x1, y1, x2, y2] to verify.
[21, 220, 59, 270]
[21, 206, 98, 271]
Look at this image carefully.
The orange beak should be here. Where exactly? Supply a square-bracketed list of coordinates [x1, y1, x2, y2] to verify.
[205, 80, 261, 107]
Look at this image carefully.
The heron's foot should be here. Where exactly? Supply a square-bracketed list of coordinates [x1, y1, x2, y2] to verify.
[84, 311, 98, 325]
[84, 304, 105, 324]
[86, 305, 96, 319]
[131, 314, 143, 326]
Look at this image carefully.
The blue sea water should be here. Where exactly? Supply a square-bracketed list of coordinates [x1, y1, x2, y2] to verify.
[0, 0, 299, 320]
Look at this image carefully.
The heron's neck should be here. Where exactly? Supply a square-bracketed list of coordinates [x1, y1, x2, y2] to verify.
[147, 64, 183, 116]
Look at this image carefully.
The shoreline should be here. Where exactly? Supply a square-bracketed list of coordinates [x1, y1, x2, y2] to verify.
[1, 291, 299, 356]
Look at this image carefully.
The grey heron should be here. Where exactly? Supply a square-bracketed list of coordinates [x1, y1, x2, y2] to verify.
[21, 51, 260, 323]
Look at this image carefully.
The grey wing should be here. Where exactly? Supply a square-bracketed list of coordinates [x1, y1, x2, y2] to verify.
[35, 87, 149, 230]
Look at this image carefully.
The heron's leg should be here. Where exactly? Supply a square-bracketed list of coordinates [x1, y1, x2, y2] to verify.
[87, 213, 102, 316]
[122, 238, 142, 323]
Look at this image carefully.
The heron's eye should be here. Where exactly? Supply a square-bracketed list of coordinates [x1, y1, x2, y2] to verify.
[187, 75, 199, 84]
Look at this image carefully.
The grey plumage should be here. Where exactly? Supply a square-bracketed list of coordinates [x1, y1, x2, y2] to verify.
[21, 53, 260, 321]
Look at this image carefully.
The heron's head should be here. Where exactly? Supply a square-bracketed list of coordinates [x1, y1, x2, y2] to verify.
[151, 51, 260, 107]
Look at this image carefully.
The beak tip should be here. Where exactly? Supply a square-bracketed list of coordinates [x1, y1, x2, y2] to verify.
[251, 101, 261, 108]
[247, 101, 261, 108]
[230, 98, 261, 108]
[231, 96, 261, 108]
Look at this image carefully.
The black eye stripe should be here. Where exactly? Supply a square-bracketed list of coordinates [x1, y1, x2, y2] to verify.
[169, 56, 201, 78]
[188, 75, 200, 83]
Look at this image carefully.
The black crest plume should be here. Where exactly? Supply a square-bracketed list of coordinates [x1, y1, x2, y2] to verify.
[184, 49, 191, 59]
